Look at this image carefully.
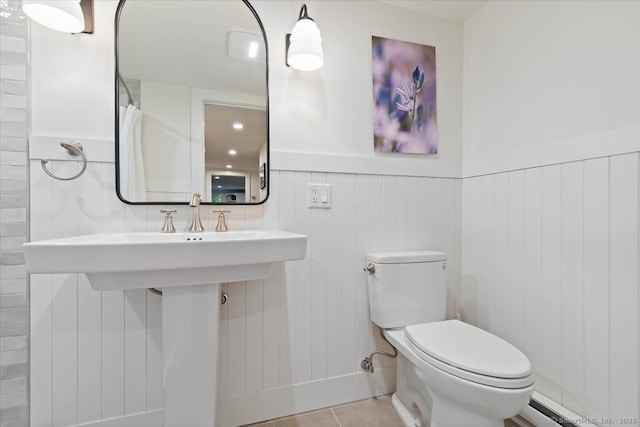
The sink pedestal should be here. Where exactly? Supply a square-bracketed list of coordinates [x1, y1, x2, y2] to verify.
[162, 283, 221, 426]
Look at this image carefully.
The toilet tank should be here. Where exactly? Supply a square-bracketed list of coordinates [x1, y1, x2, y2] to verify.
[366, 251, 447, 329]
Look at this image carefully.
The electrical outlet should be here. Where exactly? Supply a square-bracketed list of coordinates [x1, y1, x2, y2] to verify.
[307, 183, 331, 208]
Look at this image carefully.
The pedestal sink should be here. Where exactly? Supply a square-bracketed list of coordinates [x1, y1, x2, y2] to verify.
[24, 230, 307, 426]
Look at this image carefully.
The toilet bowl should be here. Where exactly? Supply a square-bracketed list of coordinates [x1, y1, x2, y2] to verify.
[386, 322, 534, 427]
[366, 251, 534, 427]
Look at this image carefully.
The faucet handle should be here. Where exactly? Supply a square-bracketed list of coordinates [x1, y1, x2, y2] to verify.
[212, 209, 230, 232]
[160, 209, 177, 233]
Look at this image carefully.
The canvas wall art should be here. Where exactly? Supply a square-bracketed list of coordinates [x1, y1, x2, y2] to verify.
[372, 36, 438, 154]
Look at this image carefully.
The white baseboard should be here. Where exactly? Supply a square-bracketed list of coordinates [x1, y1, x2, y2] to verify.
[520, 392, 598, 427]
[218, 367, 397, 427]
[73, 410, 163, 427]
[68, 369, 395, 427]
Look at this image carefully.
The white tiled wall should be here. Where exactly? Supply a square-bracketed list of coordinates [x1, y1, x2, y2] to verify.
[29, 157, 462, 426]
[461, 153, 640, 425]
[0, 1, 28, 426]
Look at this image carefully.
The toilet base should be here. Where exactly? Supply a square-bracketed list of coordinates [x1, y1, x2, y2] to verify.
[429, 391, 504, 427]
[391, 391, 506, 427]
[391, 393, 422, 427]
[392, 353, 431, 426]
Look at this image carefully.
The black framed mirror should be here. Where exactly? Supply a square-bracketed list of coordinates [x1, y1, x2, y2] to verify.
[115, 0, 269, 205]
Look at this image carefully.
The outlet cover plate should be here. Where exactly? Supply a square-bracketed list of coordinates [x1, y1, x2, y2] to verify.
[307, 183, 331, 209]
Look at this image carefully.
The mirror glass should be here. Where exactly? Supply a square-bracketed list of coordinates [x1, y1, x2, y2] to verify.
[115, 0, 269, 204]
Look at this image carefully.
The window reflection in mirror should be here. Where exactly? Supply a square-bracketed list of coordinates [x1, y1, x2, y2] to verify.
[115, 0, 269, 205]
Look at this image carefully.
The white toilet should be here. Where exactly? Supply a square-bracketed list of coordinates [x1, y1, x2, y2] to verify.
[365, 251, 534, 427]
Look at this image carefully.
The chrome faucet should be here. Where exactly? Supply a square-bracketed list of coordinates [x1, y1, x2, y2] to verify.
[188, 192, 204, 232]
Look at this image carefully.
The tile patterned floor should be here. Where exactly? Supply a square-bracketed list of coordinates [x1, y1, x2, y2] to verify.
[243, 395, 403, 427]
[243, 395, 523, 427]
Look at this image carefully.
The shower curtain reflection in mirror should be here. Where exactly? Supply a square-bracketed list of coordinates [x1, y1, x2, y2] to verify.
[119, 104, 146, 201]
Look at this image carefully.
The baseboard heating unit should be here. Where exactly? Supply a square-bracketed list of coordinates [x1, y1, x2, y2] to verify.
[513, 392, 597, 427]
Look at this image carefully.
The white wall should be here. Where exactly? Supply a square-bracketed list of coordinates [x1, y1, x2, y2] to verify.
[462, 0, 640, 177]
[139, 81, 191, 196]
[28, 1, 464, 426]
[244, 1, 464, 177]
[29, 1, 116, 140]
[461, 1, 640, 425]
[29, 1, 464, 178]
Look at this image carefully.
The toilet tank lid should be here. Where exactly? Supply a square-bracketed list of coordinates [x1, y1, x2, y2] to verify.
[366, 251, 446, 263]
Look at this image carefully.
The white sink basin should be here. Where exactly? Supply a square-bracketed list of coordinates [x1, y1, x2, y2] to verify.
[24, 230, 307, 290]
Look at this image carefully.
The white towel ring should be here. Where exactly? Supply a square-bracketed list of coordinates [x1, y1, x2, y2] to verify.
[41, 141, 88, 181]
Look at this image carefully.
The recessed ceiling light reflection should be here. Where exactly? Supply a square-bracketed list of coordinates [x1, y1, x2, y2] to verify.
[248, 41, 259, 58]
[228, 149, 237, 156]
[214, 176, 220, 180]
[217, 185, 222, 189]
[233, 122, 243, 130]
[226, 164, 233, 169]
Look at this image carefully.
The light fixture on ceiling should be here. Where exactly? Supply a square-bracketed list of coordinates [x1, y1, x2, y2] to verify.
[22, 0, 93, 34]
[214, 176, 221, 180]
[228, 149, 237, 156]
[228, 31, 265, 62]
[247, 41, 259, 59]
[286, 4, 323, 71]
[226, 165, 233, 169]
[233, 122, 244, 130]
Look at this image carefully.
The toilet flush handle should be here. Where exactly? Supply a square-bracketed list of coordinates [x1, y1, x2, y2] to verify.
[363, 263, 375, 275]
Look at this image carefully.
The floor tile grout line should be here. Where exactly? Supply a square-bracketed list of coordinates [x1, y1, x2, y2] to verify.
[330, 407, 344, 427]
[242, 395, 404, 426]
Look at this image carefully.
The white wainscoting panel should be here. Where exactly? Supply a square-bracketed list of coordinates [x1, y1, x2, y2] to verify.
[560, 161, 584, 414]
[609, 154, 639, 422]
[29, 159, 168, 427]
[583, 157, 610, 421]
[216, 171, 463, 425]
[29, 158, 463, 426]
[461, 152, 640, 424]
[523, 167, 542, 391]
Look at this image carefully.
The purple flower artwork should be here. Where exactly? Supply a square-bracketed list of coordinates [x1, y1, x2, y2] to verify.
[372, 36, 438, 154]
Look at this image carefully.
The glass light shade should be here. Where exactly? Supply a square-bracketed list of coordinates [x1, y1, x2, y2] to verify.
[287, 18, 323, 71]
[22, 0, 85, 33]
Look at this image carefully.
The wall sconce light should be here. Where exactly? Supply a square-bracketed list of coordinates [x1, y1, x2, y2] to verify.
[22, 0, 93, 34]
[286, 4, 323, 71]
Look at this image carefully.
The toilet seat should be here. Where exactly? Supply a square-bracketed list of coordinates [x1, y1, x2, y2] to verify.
[405, 320, 534, 389]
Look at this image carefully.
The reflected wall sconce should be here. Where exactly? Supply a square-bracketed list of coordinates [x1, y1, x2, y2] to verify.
[286, 4, 323, 71]
[22, 0, 93, 34]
